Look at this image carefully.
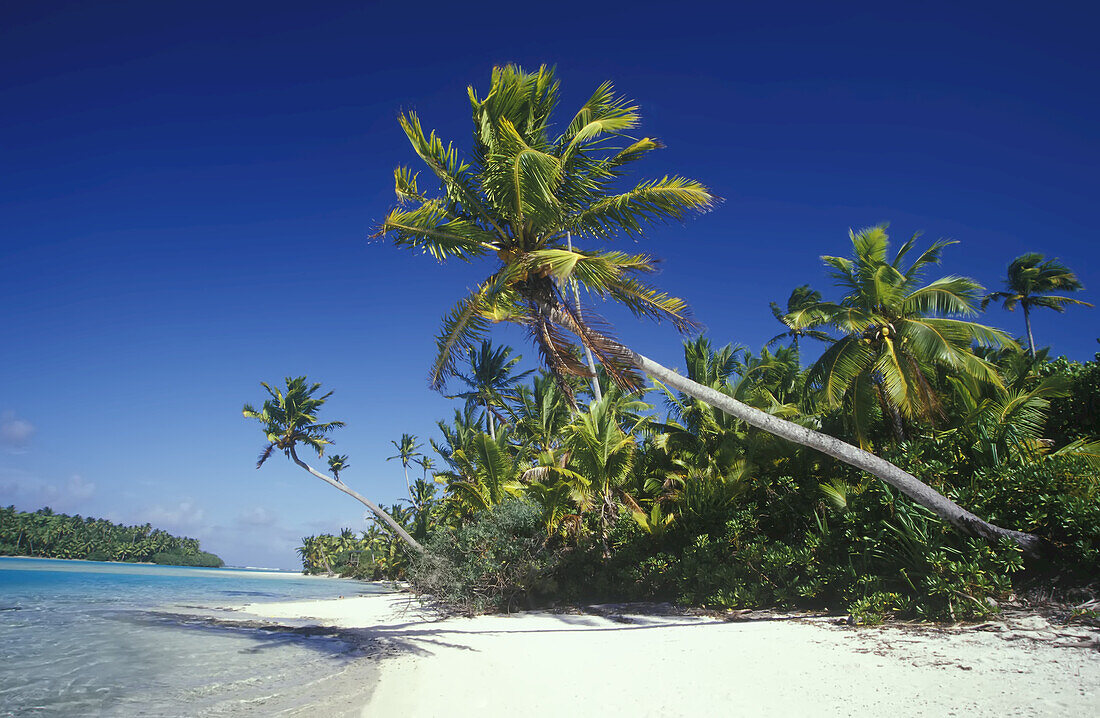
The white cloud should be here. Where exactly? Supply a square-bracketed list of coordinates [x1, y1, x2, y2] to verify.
[143, 501, 207, 536]
[65, 474, 96, 500]
[237, 505, 278, 527]
[0, 469, 95, 512]
[0, 411, 35, 451]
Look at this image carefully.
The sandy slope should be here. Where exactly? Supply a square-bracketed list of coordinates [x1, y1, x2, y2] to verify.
[237, 593, 1100, 717]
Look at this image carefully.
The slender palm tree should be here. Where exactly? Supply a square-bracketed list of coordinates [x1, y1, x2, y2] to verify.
[386, 433, 422, 496]
[982, 253, 1092, 356]
[766, 285, 832, 354]
[449, 340, 533, 439]
[805, 226, 1015, 446]
[243, 377, 423, 552]
[327, 454, 350, 482]
[378, 65, 1044, 554]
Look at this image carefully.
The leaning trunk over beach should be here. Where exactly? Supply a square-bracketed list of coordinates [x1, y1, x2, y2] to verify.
[288, 446, 424, 554]
[539, 303, 1046, 556]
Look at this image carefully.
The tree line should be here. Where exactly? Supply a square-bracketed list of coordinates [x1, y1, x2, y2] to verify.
[0, 506, 224, 567]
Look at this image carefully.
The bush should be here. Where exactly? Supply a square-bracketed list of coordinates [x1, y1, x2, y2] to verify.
[407, 499, 561, 614]
[952, 456, 1100, 577]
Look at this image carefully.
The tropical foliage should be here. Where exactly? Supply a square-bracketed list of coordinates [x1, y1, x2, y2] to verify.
[375, 63, 714, 404]
[259, 66, 1098, 623]
[298, 319, 1098, 619]
[0, 506, 223, 566]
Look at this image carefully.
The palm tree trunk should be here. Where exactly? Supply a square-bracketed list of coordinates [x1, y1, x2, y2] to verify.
[538, 301, 1045, 556]
[485, 399, 496, 440]
[568, 232, 603, 402]
[633, 350, 1044, 555]
[288, 446, 424, 553]
[1023, 304, 1036, 357]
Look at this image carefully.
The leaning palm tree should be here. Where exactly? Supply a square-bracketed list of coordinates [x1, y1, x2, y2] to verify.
[805, 226, 1015, 446]
[243, 377, 422, 552]
[377, 64, 1043, 554]
[982, 253, 1092, 356]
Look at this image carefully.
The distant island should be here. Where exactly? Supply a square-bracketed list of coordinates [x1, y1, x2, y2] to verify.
[0, 506, 224, 567]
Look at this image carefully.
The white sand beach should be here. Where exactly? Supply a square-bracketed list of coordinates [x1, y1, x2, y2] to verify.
[235, 592, 1100, 717]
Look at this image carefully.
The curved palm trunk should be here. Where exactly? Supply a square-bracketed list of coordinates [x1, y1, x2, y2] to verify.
[289, 447, 424, 553]
[634, 351, 1044, 555]
[538, 302, 1045, 556]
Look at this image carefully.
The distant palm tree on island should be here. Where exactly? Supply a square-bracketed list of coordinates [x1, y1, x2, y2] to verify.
[982, 253, 1092, 357]
[375, 64, 1043, 554]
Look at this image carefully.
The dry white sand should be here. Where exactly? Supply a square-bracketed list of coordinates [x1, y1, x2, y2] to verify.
[236, 592, 1100, 717]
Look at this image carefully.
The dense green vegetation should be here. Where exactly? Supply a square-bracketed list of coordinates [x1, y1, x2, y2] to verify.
[257, 65, 1096, 624]
[299, 332, 1098, 621]
[0, 506, 224, 567]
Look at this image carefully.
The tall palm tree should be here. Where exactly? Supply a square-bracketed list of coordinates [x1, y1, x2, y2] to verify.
[805, 226, 1014, 446]
[766, 285, 832, 354]
[449, 340, 533, 439]
[378, 65, 1043, 554]
[243, 377, 423, 552]
[982, 253, 1092, 356]
[386, 433, 422, 495]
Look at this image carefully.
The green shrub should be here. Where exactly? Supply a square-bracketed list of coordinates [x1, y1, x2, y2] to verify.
[407, 499, 561, 614]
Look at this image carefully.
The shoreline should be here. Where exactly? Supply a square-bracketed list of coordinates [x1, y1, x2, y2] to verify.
[0, 555, 336, 579]
[231, 592, 1100, 717]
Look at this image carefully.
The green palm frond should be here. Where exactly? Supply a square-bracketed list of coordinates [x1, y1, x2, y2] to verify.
[398, 112, 507, 239]
[807, 337, 877, 407]
[573, 176, 716, 238]
[429, 285, 494, 390]
[902, 276, 983, 317]
[393, 167, 425, 205]
[381, 200, 498, 262]
[1028, 295, 1094, 312]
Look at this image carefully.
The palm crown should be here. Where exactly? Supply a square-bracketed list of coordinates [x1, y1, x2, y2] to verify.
[243, 377, 346, 468]
[378, 65, 716, 403]
[804, 226, 1014, 446]
[982, 252, 1092, 356]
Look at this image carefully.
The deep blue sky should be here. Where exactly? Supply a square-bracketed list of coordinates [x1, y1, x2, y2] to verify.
[2, 1, 1097, 568]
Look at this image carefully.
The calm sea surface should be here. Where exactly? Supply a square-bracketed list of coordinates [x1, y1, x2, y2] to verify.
[0, 557, 385, 717]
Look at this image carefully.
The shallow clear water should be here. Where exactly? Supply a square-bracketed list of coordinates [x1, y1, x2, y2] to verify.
[0, 557, 383, 717]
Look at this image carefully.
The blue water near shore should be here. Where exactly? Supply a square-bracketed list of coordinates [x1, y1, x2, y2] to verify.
[0, 557, 384, 717]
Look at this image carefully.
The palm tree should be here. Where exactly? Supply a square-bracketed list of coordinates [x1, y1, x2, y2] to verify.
[564, 393, 642, 554]
[243, 377, 423, 552]
[327, 454, 350, 482]
[378, 65, 1044, 554]
[766, 285, 832, 354]
[805, 226, 1014, 446]
[982, 253, 1092, 357]
[449, 340, 533, 439]
[386, 433, 422, 495]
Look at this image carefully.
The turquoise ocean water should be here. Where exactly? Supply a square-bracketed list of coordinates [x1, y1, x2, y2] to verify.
[0, 557, 383, 717]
